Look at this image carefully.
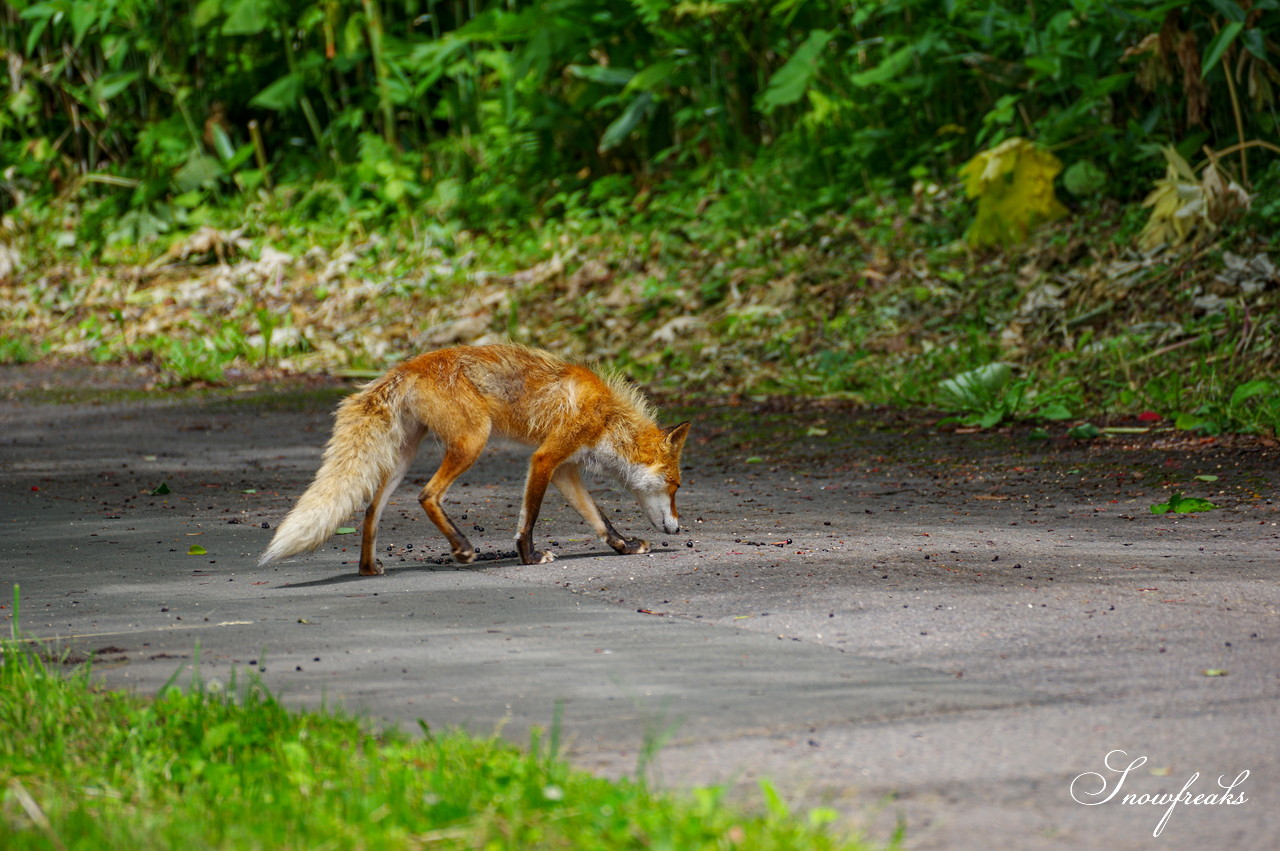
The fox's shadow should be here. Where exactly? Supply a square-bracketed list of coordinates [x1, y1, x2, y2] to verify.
[274, 548, 666, 589]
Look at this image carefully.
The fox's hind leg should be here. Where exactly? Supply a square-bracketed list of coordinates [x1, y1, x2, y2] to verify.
[359, 424, 426, 576]
[552, 464, 650, 556]
[417, 432, 487, 564]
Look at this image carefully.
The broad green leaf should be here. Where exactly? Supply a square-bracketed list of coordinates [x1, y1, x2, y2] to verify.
[17, 3, 58, 19]
[174, 153, 223, 192]
[1173, 496, 1216, 514]
[223, 0, 276, 36]
[1230, 379, 1273, 406]
[1241, 28, 1267, 60]
[251, 73, 304, 111]
[188, 544, 207, 555]
[335, 526, 357, 535]
[1068, 422, 1101, 440]
[1036, 402, 1074, 421]
[1205, 0, 1247, 23]
[977, 407, 1005, 429]
[1151, 493, 1217, 515]
[1062, 160, 1106, 197]
[938, 363, 1013, 409]
[193, 0, 225, 28]
[598, 91, 652, 153]
[71, 0, 97, 47]
[760, 29, 833, 112]
[1174, 412, 1221, 434]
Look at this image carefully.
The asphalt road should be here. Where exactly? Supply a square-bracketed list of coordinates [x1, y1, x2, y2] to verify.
[2, 373, 1276, 849]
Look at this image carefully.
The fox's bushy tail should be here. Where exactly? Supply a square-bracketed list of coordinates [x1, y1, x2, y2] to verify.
[258, 374, 411, 566]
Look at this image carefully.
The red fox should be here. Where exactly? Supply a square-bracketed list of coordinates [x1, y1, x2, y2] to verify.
[258, 344, 691, 573]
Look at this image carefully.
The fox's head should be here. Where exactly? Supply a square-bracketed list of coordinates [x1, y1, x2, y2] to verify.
[633, 422, 691, 535]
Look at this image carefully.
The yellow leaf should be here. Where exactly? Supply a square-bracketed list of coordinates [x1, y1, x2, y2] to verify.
[960, 138, 1068, 246]
[1139, 146, 1251, 249]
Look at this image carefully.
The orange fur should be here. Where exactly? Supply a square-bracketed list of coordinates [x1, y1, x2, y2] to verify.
[259, 344, 690, 572]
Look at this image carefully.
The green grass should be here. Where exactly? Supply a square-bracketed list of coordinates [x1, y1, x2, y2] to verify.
[0, 626, 872, 849]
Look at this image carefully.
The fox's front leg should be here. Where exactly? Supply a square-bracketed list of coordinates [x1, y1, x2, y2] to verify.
[551, 464, 650, 556]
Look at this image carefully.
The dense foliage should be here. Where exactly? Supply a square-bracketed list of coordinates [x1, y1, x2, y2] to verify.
[4, 0, 1278, 245]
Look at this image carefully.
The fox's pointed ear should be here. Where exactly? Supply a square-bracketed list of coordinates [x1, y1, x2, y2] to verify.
[662, 421, 691, 449]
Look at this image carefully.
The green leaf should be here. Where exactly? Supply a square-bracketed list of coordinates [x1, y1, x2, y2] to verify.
[1241, 28, 1267, 61]
[194, 0, 225, 28]
[938, 363, 1013, 413]
[1067, 423, 1101, 440]
[209, 123, 237, 162]
[1173, 496, 1216, 514]
[174, 153, 222, 192]
[566, 65, 635, 87]
[1036, 402, 1074, 421]
[93, 71, 140, 104]
[759, 779, 791, 821]
[1174, 412, 1221, 434]
[1151, 493, 1217, 515]
[335, 527, 357, 535]
[625, 60, 676, 93]
[760, 29, 833, 112]
[1205, 0, 1247, 23]
[1194, 475, 1219, 483]
[151, 482, 171, 495]
[850, 43, 914, 89]
[24, 16, 51, 56]
[977, 407, 1005, 429]
[250, 73, 304, 111]
[1202, 21, 1244, 77]
[598, 91, 652, 153]
[1230, 379, 1273, 406]
[188, 544, 207, 555]
[71, 0, 97, 47]
[222, 0, 276, 36]
[1062, 160, 1106, 197]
